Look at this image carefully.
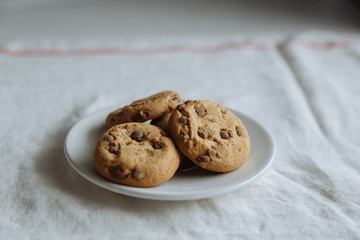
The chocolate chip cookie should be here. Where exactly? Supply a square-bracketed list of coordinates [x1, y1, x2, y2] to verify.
[168, 100, 250, 173]
[106, 90, 182, 129]
[150, 112, 173, 131]
[94, 122, 181, 187]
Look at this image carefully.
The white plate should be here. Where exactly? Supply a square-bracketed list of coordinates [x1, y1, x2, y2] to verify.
[64, 106, 275, 201]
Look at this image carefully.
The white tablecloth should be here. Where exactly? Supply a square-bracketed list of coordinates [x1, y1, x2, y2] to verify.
[1, 32, 359, 239]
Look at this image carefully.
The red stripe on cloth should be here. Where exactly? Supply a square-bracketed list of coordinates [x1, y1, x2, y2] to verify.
[0, 40, 352, 57]
[288, 39, 352, 50]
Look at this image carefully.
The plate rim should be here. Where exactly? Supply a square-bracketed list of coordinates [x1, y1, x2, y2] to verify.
[64, 106, 275, 201]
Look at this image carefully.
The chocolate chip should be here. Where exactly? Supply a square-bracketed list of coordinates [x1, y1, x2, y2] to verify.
[108, 166, 127, 179]
[221, 109, 227, 114]
[180, 131, 190, 142]
[160, 129, 168, 137]
[176, 103, 186, 112]
[197, 127, 208, 139]
[228, 130, 233, 138]
[109, 141, 119, 153]
[152, 142, 162, 149]
[197, 155, 211, 163]
[132, 169, 146, 180]
[132, 111, 148, 122]
[220, 130, 230, 139]
[195, 106, 205, 117]
[236, 127, 242, 137]
[210, 119, 216, 123]
[131, 130, 144, 142]
[178, 116, 188, 125]
[104, 135, 114, 142]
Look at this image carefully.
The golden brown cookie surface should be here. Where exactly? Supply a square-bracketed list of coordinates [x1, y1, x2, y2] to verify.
[94, 123, 180, 187]
[106, 90, 181, 128]
[168, 100, 250, 172]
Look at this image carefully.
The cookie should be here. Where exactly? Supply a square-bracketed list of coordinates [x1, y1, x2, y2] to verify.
[150, 112, 173, 131]
[168, 100, 250, 172]
[106, 90, 182, 129]
[94, 122, 181, 187]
